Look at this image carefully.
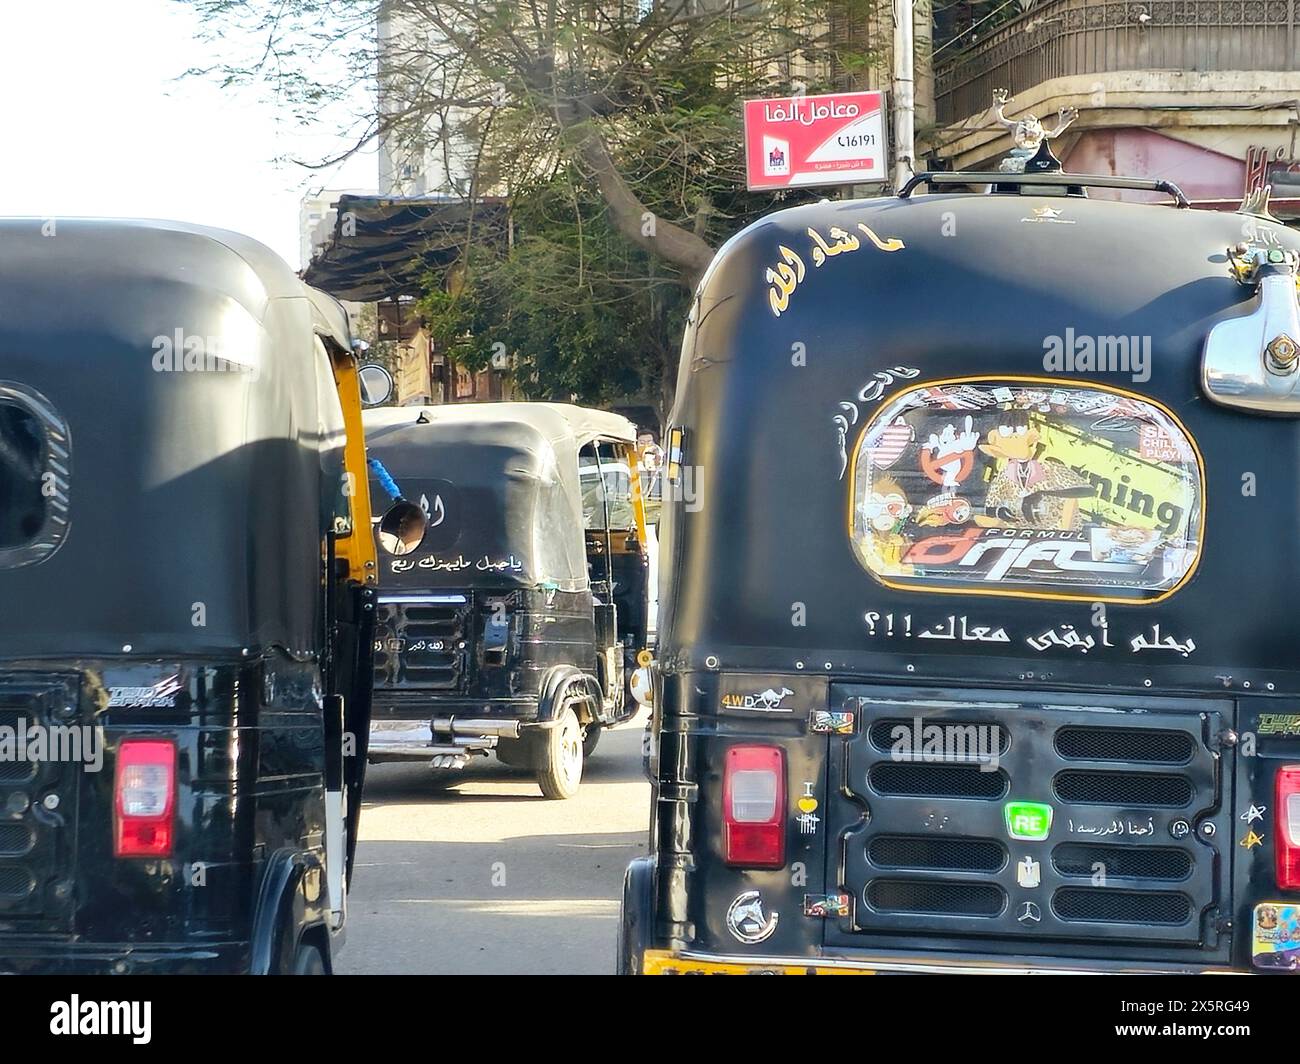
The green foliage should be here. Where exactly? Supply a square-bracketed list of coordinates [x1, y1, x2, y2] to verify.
[418, 169, 689, 408]
[180, 0, 886, 415]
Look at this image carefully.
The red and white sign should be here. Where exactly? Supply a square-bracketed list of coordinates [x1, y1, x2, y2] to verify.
[743, 90, 888, 191]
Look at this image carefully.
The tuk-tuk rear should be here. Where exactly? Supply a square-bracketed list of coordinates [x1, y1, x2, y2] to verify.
[623, 173, 1300, 974]
[364, 403, 650, 798]
[0, 219, 379, 973]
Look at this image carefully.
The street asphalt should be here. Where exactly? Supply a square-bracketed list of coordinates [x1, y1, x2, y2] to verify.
[337, 709, 651, 974]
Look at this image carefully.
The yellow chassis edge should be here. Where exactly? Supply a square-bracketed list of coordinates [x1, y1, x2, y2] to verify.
[641, 950, 872, 975]
[639, 950, 1247, 975]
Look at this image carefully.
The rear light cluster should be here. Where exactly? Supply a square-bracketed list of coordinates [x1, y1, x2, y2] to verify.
[723, 745, 786, 868]
[114, 739, 177, 858]
[1276, 766, 1300, 890]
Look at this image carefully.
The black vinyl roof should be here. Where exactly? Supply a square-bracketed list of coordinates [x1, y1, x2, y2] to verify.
[302, 194, 509, 302]
[0, 218, 351, 660]
[660, 188, 1300, 685]
[364, 403, 635, 590]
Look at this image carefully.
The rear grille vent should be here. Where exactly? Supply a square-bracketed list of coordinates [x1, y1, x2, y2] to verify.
[0, 675, 79, 929]
[832, 685, 1227, 955]
[0, 825, 32, 857]
[1053, 770, 1192, 807]
[374, 602, 466, 690]
[1052, 843, 1191, 881]
[0, 760, 36, 784]
[869, 718, 1010, 755]
[866, 879, 1004, 917]
[1055, 726, 1194, 765]
[869, 763, 1008, 800]
[868, 835, 1005, 873]
[402, 605, 461, 625]
[0, 865, 34, 900]
[1053, 887, 1191, 925]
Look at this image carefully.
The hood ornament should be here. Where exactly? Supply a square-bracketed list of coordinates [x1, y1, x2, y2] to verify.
[992, 89, 1077, 173]
[1238, 183, 1279, 223]
[1203, 239, 1300, 413]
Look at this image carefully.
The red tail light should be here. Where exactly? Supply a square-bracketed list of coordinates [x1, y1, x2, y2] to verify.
[114, 740, 177, 858]
[723, 745, 785, 868]
[1277, 766, 1300, 890]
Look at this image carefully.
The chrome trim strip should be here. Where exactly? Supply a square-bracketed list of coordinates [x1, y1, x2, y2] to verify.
[377, 593, 469, 605]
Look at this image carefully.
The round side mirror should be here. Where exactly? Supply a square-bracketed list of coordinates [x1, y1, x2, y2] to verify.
[378, 499, 428, 556]
[359, 364, 395, 407]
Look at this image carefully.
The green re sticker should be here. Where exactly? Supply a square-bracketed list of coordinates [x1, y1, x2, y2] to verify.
[1004, 801, 1053, 841]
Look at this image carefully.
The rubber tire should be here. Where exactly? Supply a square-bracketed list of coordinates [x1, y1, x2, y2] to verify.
[618, 856, 656, 975]
[537, 704, 584, 799]
[582, 722, 603, 759]
[290, 939, 327, 975]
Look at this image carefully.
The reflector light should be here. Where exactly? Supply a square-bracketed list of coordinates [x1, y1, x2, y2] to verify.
[1277, 766, 1300, 890]
[723, 745, 785, 868]
[114, 739, 177, 858]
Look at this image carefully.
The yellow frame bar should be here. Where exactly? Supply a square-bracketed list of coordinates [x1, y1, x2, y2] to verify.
[641, 950, 871, 975]
[330, 351, 378, 586]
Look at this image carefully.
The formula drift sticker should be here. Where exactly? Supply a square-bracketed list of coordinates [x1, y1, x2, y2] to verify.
[849, 379, 1202, 601]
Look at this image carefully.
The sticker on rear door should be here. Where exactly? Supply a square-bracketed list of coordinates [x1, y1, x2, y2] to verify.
[847, 378, 1203, 603]
[1253, 903, 1300, 970]
[1004, 800, 1054, 841]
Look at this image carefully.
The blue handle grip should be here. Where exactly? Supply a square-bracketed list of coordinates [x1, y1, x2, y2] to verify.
[368, 458, 404, 502]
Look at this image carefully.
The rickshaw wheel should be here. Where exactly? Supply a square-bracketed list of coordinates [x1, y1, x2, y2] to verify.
[290, 940, 327, 975]
[537, 703, 584, 799]
[582, 722, 602, 759]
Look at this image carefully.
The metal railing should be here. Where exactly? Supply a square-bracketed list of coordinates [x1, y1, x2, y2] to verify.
[936, 0, 1299, 125]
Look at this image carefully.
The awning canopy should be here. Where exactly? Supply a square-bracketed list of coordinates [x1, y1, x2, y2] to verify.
[302, 194, 508, 302]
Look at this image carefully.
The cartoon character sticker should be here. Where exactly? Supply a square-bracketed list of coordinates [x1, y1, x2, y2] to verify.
[849, 379, 1203, 600]
[916, 415, 979, 526]
[1253, 903, 1300, 970]
[920, 416, 979, 491]
[861, 474, 913, 574]
[974, 409, 1094, 530]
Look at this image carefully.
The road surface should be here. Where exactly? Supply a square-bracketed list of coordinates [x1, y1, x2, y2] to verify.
[338, 711, 650, 974]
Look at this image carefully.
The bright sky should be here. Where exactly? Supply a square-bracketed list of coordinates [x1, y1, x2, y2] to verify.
[0, 0, 376, 269]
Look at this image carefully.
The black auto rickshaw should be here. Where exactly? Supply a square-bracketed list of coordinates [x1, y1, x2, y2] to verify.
[364, 402, 650, 798]
[0, 218, 389, 973]
[621, 162, 1300, 974]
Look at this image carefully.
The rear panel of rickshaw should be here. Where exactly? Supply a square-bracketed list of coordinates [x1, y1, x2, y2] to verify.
[371, 585, 599, 717]
[366, 416, 648, 721]
[0, 220, 375, 972]
[645, 192, 1300, 972]
[0, 656, 332, 973]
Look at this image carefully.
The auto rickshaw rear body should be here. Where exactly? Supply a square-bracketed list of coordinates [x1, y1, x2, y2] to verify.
[0, 219, 379, 973]
[622, 171, 1300, 974]
[364, 402, 650, 798]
